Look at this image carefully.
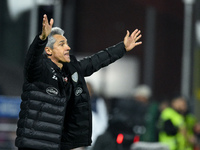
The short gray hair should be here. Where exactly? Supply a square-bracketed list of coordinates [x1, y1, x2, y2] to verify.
[46, 27, 64, 49]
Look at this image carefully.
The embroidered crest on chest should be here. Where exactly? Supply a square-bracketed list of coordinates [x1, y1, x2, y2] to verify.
[72, 72, 78, 82]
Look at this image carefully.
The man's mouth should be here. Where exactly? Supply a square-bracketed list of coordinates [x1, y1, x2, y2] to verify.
[64, 53, 69, 56]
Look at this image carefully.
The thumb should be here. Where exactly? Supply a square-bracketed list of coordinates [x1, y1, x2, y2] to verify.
[50, 18, 54, 26]
[125, 30, 130, 38]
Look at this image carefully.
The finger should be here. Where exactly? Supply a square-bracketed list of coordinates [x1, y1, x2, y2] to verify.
[41, 15, 46, 27]
[131, 29, 138, 37]
[135, 41, 142, 46]
[135, 34, 142, 42]
[42, 17, 46, 29]
[43, 14, 47, 21]
[44, 14, 50, 25]
[132, 30, 141, 40]
[134, 30, 141, 39]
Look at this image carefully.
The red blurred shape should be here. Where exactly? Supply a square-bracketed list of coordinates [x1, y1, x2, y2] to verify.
[116, 133, 124, 144]
[133, 135, 140, 143]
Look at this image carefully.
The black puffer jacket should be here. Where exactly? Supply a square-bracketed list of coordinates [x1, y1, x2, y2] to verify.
[15, 35, 126, 150]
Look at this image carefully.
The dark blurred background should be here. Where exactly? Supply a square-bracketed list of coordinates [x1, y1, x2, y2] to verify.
[0, 0, 197, 98]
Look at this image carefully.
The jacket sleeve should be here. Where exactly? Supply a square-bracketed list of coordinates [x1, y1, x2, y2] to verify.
[24, 34, 48, 82]
[78, 42, 126, 77]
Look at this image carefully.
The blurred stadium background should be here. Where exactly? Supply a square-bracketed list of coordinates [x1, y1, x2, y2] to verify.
[0, 0, 200, 149]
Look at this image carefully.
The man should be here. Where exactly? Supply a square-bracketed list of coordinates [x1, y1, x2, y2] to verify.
[158, 96, 196, 150]
[15, 14, 142, 150]
[132, 85, 159, 142]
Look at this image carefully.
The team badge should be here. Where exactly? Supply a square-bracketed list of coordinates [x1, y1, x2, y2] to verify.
[72, 72, 78, 82]
[63, 77, 68, 83]
[75, 87, 83, 96]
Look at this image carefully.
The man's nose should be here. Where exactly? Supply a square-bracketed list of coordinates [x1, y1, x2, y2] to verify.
[66, 44, 71, 50]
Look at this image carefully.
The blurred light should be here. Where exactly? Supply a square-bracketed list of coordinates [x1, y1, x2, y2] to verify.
[133, 135, 140, 143]
[116, 133, 124, 144]
[182, 0, 195, 4]
[0, 123, 17, 132]
[0, 96, 20, 118]
[133, 125, 146, 135]
[196, 21, 200, 46]
[7, 0, 55, 20]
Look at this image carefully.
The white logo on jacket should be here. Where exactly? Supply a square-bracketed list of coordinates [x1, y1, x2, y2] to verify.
[72, 72, 78, 82]
[52, 75, 58, 80]
[46, 87, 59, 96]
[51, 68, 57, 80]
[75, 87, 83, 96]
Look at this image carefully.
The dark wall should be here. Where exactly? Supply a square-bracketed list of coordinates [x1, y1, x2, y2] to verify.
[75, 1, 145, 54]
[0, 1, 29, 95]
[154, 11, 183, 99]
[0, 1, 29, 65]
[74, 0, 184, 100]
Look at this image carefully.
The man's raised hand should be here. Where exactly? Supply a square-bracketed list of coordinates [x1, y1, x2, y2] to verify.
[39, 14, 54, 41]
[124, 29, 142, 51]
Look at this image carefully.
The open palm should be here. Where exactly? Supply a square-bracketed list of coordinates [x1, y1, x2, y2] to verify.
[124, 29, 142, 51]
[39, 14, 54, 40]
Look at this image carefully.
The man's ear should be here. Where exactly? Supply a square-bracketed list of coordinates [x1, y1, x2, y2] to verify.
[45, 47, 52, 56]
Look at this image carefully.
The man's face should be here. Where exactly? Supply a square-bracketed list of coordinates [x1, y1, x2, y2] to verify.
[51, 34, 71, 63]
[172, 98, 187, 115]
